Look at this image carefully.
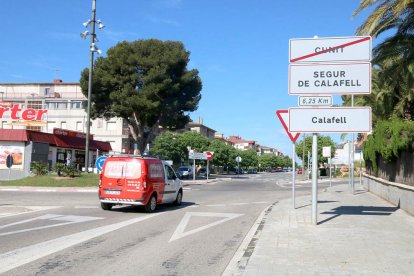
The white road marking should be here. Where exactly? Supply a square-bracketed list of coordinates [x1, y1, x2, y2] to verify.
[0, 206, 62, 218]
[0, 213, 162, 274]
[205, 204, 226, 207]
[169, 212, 243, 242]
[74, 206, 100, 209]
[0, 214, 104, 237]
[252, 202, 271, 204]
[230, 203, 249, 206]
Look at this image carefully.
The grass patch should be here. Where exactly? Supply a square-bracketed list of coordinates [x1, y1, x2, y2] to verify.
[0, 173, 99, 187]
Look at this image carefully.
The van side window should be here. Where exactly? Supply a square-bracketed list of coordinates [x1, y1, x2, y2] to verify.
[165, 165, 176, 180]
[149, 164, 163, 178]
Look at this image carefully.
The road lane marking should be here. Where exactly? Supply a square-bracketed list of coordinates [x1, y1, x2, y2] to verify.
[74, 206, 100, 209]
[0, 214, 104, 237]
[0, 206, 62, 218]
[0, 212, 162, 274]
[169, 212, 243, 242]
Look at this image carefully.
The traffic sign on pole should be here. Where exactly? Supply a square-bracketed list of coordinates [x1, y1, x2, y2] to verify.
[288, 107, 372, 133]
[289, 36, 372, 63]
[289, 62, 371, 95]
[95, 156, 107, 172]
[276, 110, 300, 143]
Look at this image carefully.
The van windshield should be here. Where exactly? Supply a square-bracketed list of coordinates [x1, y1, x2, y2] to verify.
[104, 160, 141, 179]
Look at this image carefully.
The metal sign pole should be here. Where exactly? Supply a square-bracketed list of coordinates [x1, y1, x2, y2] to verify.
[351, 95, 355, 194]
[311, 134, 318, 225]
[207, 159, 209, 181]
[329, 157, 332, 187]
[292, 142, 296, 209]
[193, 158, 196, 183]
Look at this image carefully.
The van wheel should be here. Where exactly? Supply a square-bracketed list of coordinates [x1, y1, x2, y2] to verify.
[174, 190, 183, 206]
[101, 202, 113, 211]
[145, 195, 157, 213]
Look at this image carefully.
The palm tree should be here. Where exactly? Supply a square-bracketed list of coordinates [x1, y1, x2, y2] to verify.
[353, 0, 414, 120]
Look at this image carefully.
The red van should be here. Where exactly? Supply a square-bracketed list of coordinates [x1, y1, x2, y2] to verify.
[98, 155, 183, 212]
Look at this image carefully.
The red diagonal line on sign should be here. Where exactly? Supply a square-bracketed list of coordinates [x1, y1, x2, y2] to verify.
[290, 36, 370, 63]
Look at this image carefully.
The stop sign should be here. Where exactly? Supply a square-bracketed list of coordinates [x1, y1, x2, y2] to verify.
[205, 151, 213, 161]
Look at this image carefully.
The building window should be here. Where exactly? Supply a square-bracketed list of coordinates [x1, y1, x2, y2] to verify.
[61, 121, 67, 129]
[71, 101, 82, 109]
[106, 121, 116, 131]
[58, 102, 67, 109]
[27, 101, 42, 110]
[48, 121, 56, 131]
[27, 126, 41, 132]
[97, 118, 103, 128]
[76, 121, 83, 131]
[44, 88, 51, 96]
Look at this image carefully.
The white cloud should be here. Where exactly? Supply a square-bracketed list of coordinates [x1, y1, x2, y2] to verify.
[145, 15, 180, 26]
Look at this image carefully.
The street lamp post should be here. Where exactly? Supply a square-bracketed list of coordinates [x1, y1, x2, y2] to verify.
[81, 0, 104, 172]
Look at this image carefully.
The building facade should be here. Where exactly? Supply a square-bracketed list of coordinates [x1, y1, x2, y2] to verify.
[0, 81, 130, 153]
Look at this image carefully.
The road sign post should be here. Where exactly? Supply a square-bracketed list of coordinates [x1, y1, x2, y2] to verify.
[288, 35, 372, 225]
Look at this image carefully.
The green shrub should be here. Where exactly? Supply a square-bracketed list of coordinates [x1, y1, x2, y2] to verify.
[363, 118, 414, 174]
[53, 162, 65, 176]
[63, 166, 81, 178]
[31, 162, 48, 176]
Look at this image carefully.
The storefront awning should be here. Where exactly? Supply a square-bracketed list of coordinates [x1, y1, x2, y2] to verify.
[0, 130, 111, 152]
[0, 130, 29, 141]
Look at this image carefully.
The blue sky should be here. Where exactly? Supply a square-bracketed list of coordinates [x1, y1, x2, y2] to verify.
[0, 0, 374, 157]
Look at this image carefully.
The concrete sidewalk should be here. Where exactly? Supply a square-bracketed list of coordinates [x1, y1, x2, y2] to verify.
[225, 183, 414, 275]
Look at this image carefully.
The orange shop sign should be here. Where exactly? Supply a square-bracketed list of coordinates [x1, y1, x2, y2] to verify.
[0, 104, 48, 121]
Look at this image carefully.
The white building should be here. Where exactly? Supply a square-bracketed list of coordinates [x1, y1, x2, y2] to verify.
[0, 80, 130, 153]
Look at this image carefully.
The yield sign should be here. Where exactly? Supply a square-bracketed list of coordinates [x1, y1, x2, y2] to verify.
[276, 110, 300, 143]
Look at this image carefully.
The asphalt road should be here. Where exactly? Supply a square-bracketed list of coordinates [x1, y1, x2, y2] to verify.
[0, 172, 332, 275]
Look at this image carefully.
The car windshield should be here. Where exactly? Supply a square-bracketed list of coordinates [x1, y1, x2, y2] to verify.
[178, 167, 190, 172]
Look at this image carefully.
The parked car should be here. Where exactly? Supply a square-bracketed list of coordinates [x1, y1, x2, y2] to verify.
[176, 166, 194, 179]
[198, 167, 209, 178]
[99, 155, 183, 212]
[234, 168, 243, 174]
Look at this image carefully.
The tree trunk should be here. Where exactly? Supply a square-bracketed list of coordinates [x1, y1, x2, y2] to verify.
[127, 113, 160, 155]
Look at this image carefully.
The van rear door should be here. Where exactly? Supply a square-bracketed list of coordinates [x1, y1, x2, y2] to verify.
[102, 158, 142, 199]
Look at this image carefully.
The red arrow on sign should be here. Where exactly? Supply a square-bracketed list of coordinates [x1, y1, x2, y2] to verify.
[276, 110, 301, 143]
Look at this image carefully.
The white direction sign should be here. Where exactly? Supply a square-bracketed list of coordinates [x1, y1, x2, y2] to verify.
[289, 36, 372, 63]
[288, 107, 372, 133]
[298, 96, 333, 106]
[289, 62, 371, 95]
[189, 151, 207, 160]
